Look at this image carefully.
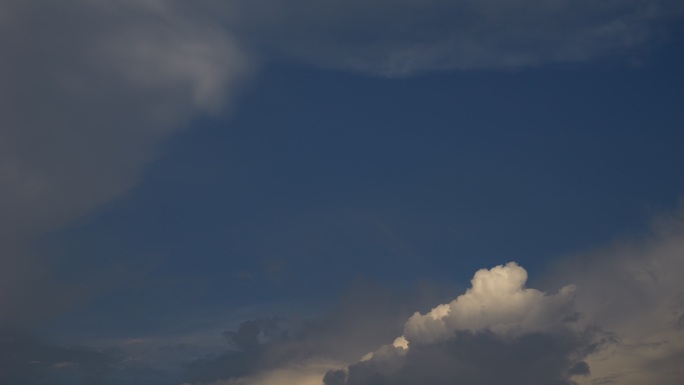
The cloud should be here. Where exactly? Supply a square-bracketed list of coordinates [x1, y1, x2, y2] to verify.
[0, 328, 124, 385]
[3, 208, 683, 384]
[223, 317, 289, 352]
[158, 264, 599, 385]
[404, 262, 577, 344]
[547, 206, 684, 385]
[322, 207, 684, 385]
[0, 0, 250, 240]
[188, 359, 343, 385]
[328, 262, 597, 385]
[222, 0, 684, 75]
[0, 0, 251, 325]
[339, 330, 598, 385]
[171, 207, 684, 385]
[0, 327, 224, 385]
[179, 280, 444, 385]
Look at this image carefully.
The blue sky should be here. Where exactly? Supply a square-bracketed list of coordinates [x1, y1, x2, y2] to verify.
[52, 58, 684, 335]
[2, 2, 684, 385]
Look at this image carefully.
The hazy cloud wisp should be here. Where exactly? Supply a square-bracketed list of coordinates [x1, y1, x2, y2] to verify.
[0, 0, 251, 325]
[221, 0, 684, 75]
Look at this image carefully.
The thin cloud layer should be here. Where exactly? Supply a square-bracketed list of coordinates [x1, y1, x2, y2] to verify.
[223, 0, 684, 75]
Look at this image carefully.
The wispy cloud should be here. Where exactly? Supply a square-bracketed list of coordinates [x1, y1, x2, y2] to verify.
[0, 0, 251, 325]
[222, 0, 684, 75]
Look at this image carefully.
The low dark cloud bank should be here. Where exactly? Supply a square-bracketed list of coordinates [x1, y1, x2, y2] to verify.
[0, 329, 126, 385]
[181, 281, 439, 385]
[336, 331, 596, 385]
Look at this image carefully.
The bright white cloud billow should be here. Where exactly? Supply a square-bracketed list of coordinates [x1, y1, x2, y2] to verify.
[404, 262, 577, 344]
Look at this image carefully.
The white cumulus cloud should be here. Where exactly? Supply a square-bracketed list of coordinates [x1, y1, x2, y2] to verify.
[404, 262, 577, 344]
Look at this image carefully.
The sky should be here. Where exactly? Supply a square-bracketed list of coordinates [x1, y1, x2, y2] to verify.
[1, 1, 684, 385]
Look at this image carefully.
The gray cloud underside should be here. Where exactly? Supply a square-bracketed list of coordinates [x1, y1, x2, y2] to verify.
[333, 330, 599, 385]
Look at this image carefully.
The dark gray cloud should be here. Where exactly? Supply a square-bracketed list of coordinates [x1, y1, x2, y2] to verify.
[181, 280, 444, 385]
[182, 317, 292, 383]
[1, 274, 436, 385]
[0, 328, 125, 385]
[0, 328, 217, 385]
[336, 330, 598, 385]
[323, 369, 348, 385]
[223, 317, 289, 352]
